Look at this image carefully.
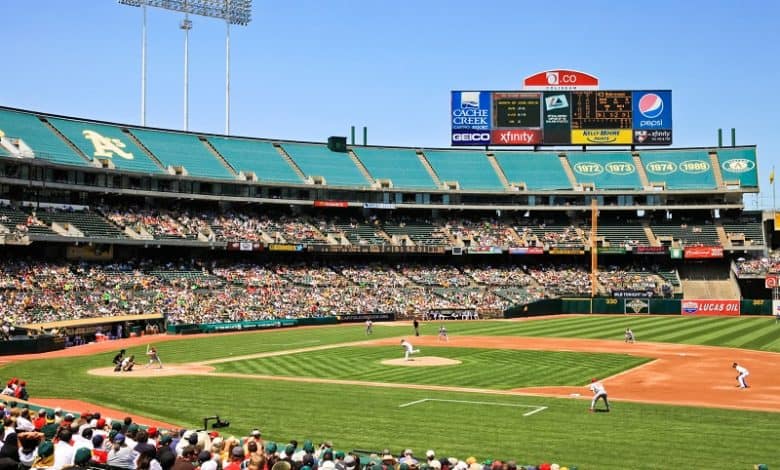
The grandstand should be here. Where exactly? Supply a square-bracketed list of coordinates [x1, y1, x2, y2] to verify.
[0, 104, 775, 330]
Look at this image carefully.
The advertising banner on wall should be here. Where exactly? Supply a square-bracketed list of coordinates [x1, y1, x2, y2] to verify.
[681, 299, 740, 316]
[684, 246, 724, 259]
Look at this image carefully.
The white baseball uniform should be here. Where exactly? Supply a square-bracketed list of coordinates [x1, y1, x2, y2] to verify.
[588, 380, 610, 411]
[401, 340, 420, 360]
[735, 364, 749, 388]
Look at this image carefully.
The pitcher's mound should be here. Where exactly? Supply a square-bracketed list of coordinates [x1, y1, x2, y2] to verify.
[88, 363, 214, 378]
[381, 357, 461, 367]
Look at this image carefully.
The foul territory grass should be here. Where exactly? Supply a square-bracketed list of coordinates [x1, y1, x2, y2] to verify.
[213, 346, 650, 389]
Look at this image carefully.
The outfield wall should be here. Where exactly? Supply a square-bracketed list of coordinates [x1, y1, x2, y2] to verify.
[505, 298, 773, 317]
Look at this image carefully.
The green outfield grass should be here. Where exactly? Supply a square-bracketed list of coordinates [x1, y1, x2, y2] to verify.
[437, 315, 780, 351]
[214, 346, 650, 389]
[4, 316, 780, 469]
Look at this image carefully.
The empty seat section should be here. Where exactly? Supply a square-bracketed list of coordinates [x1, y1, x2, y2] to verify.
[47, 118, 163, 174]
[423, 150, 503, 190]
[130, 128, 234, 179]
[651, 222, 719, 245]
[567, 152, 641, 189]
[0, 109, 86, 166]
[495, 152, 571, 190]
[640, 150, 716, 189]
[208, 137, 303, 184]
[352, 147, 436, 189]
[37, 211, 125, 239]
[716, 147, 758, 188]
[281, 143, 368, 187]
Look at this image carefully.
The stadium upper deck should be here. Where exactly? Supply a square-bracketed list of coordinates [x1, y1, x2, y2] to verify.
[0, 107, 759, 206]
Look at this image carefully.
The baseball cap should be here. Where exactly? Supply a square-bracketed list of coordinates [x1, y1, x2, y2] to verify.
[74, 447, 92, 465]
[426, 451, 435, 459]
[251, 429, 261, 437]
[114, 433, 126, 443]
[232, 447, 245, 458]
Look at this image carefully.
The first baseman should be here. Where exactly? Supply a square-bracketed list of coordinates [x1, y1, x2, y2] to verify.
[588, 378, 610, 412]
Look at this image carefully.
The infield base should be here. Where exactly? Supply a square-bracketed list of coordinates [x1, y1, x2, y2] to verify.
[381, 356, 461, 367]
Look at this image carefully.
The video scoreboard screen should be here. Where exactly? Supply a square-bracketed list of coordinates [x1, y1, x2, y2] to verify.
[451, 90, 672, 146]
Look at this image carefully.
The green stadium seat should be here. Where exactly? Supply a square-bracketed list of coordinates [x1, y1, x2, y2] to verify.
[130, 128, 234, 179]
[208, 137, 304, 184]
[423, 150, 503, 190]
[716, 147, 758, 188]
[495, 152, 571, 190]
[281, 143, 369, 187]
[639, 150, 716, 189]
[47, 117, 164, 174]
[352, 147, 437, 189]
[0, 108, 87, 166]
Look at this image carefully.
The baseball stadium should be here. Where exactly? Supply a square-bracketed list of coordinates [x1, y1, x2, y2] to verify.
[1, 2, 779, 470]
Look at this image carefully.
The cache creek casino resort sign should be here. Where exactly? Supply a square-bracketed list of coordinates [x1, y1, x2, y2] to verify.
[451, 70, 672, 146]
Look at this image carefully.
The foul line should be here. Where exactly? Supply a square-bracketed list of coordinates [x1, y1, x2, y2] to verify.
[398, 398, 547, 416]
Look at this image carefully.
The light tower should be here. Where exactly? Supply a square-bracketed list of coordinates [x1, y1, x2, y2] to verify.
[118, 0, 252, 133]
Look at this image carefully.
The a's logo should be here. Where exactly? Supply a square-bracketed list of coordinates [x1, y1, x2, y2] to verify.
[721, 158, 755, 173]
[638, 93, 664, 118]
[573, 162, 604, 175]
[545, 94, 568, 111]
[645, 160, 677, 175]
[679, 160, 710, 174]
[605, 162, 635, 175]
[82, 130, 134, 160]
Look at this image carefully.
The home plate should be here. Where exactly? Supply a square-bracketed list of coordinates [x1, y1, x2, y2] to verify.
[381, 357, 461, 367]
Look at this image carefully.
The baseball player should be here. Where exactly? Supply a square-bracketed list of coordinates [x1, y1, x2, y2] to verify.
[624, 328, 635, 344]
[438, 324, 448, 342]
[588, 378, 610, 412]
[400, 339, 420, 361]
[365, 319, 373, 335]
[145, 345, 163, 369]
[732, 362, 749, 388]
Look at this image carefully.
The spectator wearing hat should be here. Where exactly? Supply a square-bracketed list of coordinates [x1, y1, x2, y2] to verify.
[247, 429, 263, 451]
[33, 410, 47, 431]
[52, 429, 75, 470]
[156, 435, 175, 466]
[108, 434, 134, 469]
[40, 413, 58, 441]
[13, 382, 28, 402]
[62, 447, 92, 470]
[32, 440, 55, 470]
[198, 450, 218, 470]
[172, 446, 197, 470]
[400, 450, 417, 466]
[91, 435, 108, 465]
[223, 445, 245, 470]
[425, 451, 440, 470]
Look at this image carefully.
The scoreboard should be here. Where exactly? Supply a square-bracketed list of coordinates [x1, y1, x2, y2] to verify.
[451, 90, 672, 146]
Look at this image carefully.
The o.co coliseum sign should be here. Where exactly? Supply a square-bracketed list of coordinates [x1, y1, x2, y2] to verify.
[523, 69, 599, 90]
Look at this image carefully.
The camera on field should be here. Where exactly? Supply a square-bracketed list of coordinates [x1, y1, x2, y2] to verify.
[201, 416, 230, 431]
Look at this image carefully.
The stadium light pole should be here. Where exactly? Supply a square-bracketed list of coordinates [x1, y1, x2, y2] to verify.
[118, 0, 252, 132]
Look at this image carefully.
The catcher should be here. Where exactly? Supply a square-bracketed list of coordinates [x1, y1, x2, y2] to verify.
[145, 345, 163, 369]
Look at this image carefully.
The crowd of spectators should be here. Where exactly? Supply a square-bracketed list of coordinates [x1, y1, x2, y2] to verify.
[596, 266, 674, 297]
[0, 259, 684, 326]
[0, 403, 579, 470]
[735, 254, 780, 275]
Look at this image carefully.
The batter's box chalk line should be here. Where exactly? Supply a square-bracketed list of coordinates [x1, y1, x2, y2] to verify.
[398, 398, 547, 417]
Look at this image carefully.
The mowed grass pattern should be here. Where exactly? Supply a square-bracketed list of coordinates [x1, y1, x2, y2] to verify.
[214, 346, 651, 388]
[433, 315, 780, 351]
[5, 316, 780, 469]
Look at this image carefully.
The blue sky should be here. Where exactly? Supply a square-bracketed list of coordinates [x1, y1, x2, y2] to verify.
[0, 0, 777, 208]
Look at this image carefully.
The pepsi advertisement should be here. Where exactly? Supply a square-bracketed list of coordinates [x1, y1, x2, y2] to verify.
[632, 91, 671, 129]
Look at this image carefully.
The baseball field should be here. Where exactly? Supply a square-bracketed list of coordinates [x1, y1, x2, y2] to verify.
[4, 315, 780, 469]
